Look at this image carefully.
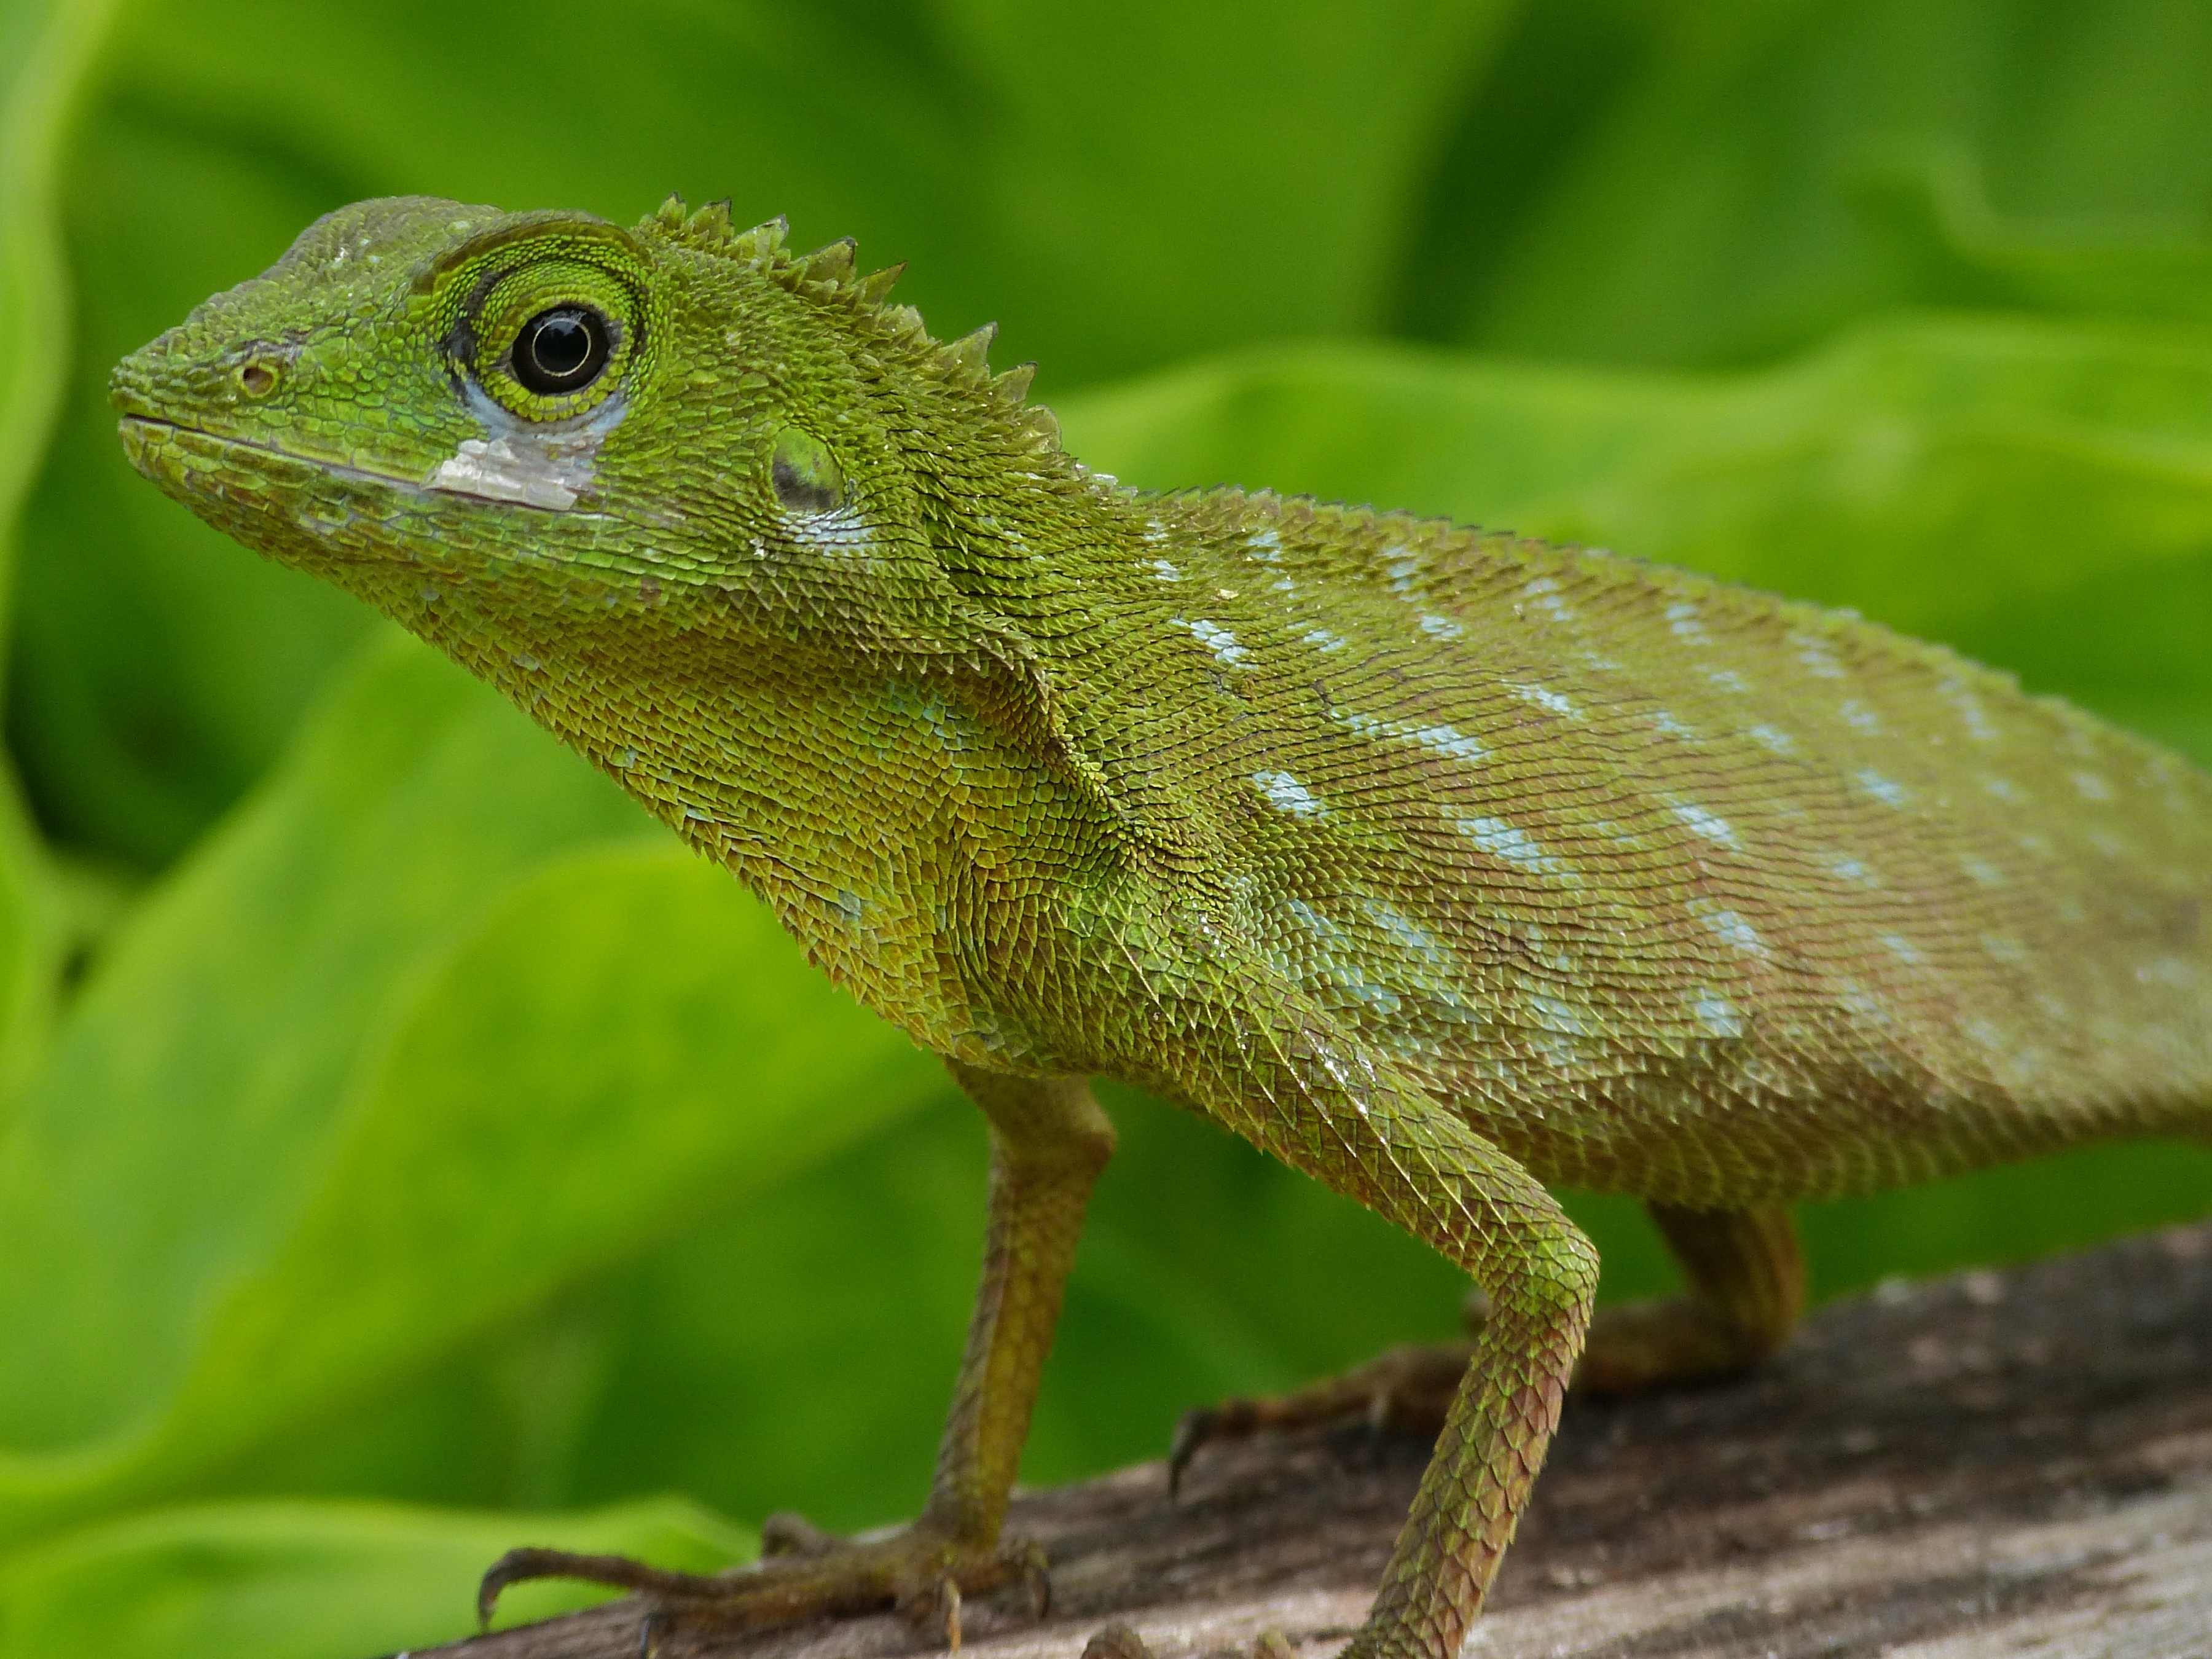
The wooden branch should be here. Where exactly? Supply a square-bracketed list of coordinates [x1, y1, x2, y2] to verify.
[405, 1222, 2212, 1659]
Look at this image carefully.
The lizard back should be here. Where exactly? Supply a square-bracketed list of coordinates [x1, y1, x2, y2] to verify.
[1043, 487, 2212, 1204]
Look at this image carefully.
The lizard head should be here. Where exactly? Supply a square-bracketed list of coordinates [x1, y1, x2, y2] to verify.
[111, 193, 1072, 682]
[111, 195, 1129, 985]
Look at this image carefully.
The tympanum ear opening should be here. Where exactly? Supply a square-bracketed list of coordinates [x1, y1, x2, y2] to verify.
[772, 426, 845, 513]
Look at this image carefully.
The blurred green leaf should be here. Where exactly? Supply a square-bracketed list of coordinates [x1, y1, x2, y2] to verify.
[1413, 0, 2212, 364]
[0, 635, 948, 1547]
[0, 1497, 751, 1659]
[1, 0, 113, 622]
[0, 0, 109, 1124]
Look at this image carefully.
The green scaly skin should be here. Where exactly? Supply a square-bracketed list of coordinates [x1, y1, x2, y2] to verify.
[112, 196, 2212, 1657]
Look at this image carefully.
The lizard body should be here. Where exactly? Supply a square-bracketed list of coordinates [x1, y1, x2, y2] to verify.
[112, 196, 2212, 1657]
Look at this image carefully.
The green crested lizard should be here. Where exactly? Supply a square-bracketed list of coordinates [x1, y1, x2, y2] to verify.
[112, 196, 2212, 1658]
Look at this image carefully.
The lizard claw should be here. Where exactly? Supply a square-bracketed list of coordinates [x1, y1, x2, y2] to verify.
[1166, 1344, 1475, 1496]
[477, 1547, 721, 1630]
[898, 1574, 962, 1651]
[478, 1524, 1047, 1648]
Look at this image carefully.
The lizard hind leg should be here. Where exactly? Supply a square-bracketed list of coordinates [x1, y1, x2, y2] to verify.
[1572, 1203, 1804, 1396]
[478, 1062, 1112, 1648]
[1167, 1204, 1802, 1487]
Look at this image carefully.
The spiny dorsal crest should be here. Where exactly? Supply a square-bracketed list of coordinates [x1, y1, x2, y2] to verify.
[643, 194, 1061, 451]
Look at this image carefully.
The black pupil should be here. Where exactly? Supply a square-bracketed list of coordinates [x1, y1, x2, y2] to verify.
[514, 307, 608, 394]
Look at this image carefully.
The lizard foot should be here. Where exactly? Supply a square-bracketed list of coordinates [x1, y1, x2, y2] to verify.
[478, 1516, 1049, 1650]
[1167, 1306, 1483, 1494]
[1572, 1295, 1771, 1395]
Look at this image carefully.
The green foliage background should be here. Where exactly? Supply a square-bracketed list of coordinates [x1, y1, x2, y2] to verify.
[4, 1, 2212, 1652]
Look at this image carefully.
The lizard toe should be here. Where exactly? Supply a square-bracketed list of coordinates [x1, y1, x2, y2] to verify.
[477, 1526, 1049, 1650]
[1167, 1342, 1475, 1496]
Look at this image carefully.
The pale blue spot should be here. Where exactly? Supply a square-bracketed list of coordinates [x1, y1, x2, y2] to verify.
[1840, 700, 1881, 734]
[1880, 932, 1924, 965]
[1747, 724, 1795, 754]
[1706, 668, 1750, 694]
[1856, 769, 1908, 808]
[1671, 802, 1740, 850]
[1794, 633, 1845, 679]
[1940, 679, 1998, 741]
[1302, 627, 1348, 653]
[1182, 618, 1249, 667]
[1455, 815, 1555, 871]
[1522, 575, 1575, 622]
[1363, 900, 1445, 963]
[1706, 909, 1765, 956]
[1512, 683, 1577, 718]
[1652, 710, 1694, 739]
[1246, 527, 1282, 562]
[1666, 602, 1705, 640]
[1838, 982, 1888, 1023]
[2073, 770, 2113, 802]
[1529, 994, 1586, 1035]
[1693, 990, 1744, 1039]
[1150, 559, 1182, 581]
[1418, 613, 1465, 640]
[1348, 979, 1403, 1015]
[1253, 770, 1325, 817]
[1341, 712, 1487, 764]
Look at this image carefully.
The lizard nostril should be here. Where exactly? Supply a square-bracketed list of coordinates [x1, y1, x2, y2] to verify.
[237, 359, 278, 398]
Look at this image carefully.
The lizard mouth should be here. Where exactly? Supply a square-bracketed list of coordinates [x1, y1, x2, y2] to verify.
[118, 413, 614, 516]
[117, 414, 443, 501]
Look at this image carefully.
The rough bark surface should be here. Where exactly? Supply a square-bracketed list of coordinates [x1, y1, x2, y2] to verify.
[402, 1223, 2212, 1659]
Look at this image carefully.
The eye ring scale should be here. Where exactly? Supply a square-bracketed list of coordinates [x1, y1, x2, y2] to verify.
[509, 305, 613, 396]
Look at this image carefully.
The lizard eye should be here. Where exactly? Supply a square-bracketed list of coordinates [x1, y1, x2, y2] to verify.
[451, 250, 641, 420]
[511, 307, 611, 396]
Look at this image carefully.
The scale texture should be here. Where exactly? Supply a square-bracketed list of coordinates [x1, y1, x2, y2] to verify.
[110, 195, 2212, 1659]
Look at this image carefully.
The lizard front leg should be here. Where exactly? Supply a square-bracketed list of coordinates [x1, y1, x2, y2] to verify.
[480, 1061, 1113, 1644]
[1172, 987, 1599, 1658]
